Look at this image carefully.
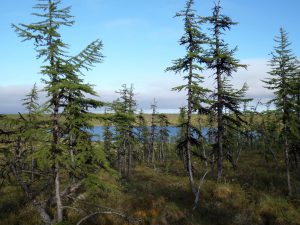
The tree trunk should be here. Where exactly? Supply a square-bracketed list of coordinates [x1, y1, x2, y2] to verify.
[284, 123, 292, 195]
[55, 163, 63, 222]
[283, 74, 292, 195]
[127, 143, 132, 179]
[150, 100, 156, 163]
[186, 58, 196, 194]
[150, 127, 155, 163]
[10, 165, 53, 225]
[69, 134, 77, 184]
[215, 12, 223, 181]
[216, 74, 223, 179]
[69, 147, 76, 184]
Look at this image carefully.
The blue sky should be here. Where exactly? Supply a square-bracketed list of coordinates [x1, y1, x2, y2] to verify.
[1, 0, 300, 113]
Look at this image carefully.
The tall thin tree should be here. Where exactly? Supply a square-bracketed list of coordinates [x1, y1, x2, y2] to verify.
[205, 1, 246, 180]
[166, 0, 209, 194]
[263, 28, 299, 195]
[12, 0, 104, 222]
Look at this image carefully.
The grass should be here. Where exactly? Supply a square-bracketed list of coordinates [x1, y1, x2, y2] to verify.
[90, 113, 209, 126]
[3, 113, 209, 126]
[1, 150, 300, 225]
[80, 152, 299, 225]
[3, 112, 272, 127]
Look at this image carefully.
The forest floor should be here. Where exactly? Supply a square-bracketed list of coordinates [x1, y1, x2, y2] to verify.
[110, 152, 300, 225]
[1, 151, 300, 225]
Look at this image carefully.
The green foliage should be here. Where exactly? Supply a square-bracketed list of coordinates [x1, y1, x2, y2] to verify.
[110, 84, 137, 178]
[263, 28, 299, 135]
[201, 1, 249, 179]
[1, 0, 110, 224]
[136, 110, 150, 162]
[263, 27, 300, 195]
[166, 0, 212, 195]
[263, 28, 299, 114]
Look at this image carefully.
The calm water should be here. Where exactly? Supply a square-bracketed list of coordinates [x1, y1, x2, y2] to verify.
[91, 126, 209, 141]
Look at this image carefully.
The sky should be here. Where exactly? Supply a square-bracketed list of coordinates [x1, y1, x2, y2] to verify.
[1, 0, 300, 113]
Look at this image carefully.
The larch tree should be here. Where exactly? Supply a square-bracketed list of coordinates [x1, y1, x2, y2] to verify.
[149, 99, 158, 163]
[102, 109, 115, 165]
[263, 27, 299, 195]
[290, 49, 300, 169]
[166, 0, 210, 194]
[136, 109, 150, 162]
[112, 84, 136, 179]
[21, 84, 41, 180]
[176, 107, 188, 160]
[157, 113, 170, 161]
[11, 0, 104, 223]
[61, 72, 103, 184]
[204, 1, 247, 180]
[221, 82, 252, 169]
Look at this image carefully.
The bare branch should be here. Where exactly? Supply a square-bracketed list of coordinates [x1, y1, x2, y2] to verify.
[61, 182, 81, 197]
[193, 169, 209, 210]
[66, 196, 141, 225]
[76, 211, 138, 225]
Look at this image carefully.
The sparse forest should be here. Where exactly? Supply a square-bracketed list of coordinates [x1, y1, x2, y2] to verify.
[0, 0, 300, 225]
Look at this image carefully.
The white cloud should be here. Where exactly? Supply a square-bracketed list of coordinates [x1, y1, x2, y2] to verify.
[238, 58, 273, 102]
[131, 58, 274, 112]
[0, 85, 46, 114]
[0, 58, 274, 114]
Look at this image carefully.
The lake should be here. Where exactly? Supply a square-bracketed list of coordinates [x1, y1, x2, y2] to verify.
[91, 126, 210, 141]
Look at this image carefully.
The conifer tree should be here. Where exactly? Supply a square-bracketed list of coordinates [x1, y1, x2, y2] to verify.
[157, 113, 170, 161]
[263, 28, 299, 195]
[136, 109, 150, 162]
[112, 84, 136, 179]
[166, 0, 210, 194]
[205, 1, 247, 180]
[12, 0, 104, 222]
[221, 82, 251, 169]
[21, 84, 41, 180]
[149, 99, 158, 163]
[61, 73, 103, 184]
[102, 110, 114, 164]
[126, 85, 136, 179]
[257, 105, 281, 165]
[0, 95, 52, 224]
[176, 107, 188, 160]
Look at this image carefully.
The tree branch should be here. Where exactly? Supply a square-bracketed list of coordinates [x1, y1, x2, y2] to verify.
[193, 169, 209, 210]
[76, 211, 139, 225]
